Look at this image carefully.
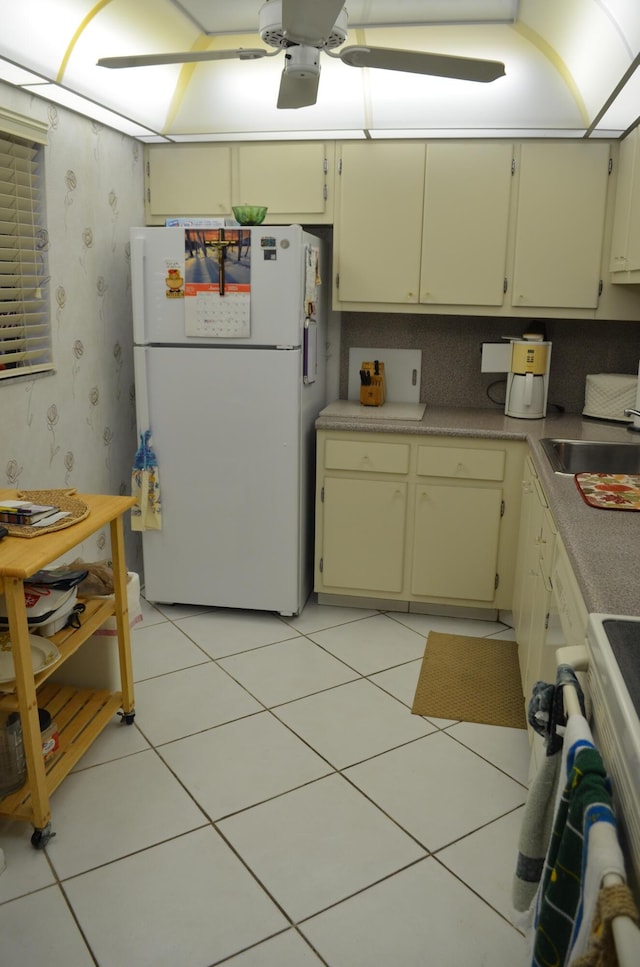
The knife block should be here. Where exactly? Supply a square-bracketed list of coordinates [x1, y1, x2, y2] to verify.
[360, 361, 385, 406]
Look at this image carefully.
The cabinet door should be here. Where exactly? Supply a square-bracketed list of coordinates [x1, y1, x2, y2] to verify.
[236, 143, 328, 217]
[610, 128, 640, 274]
[411, 484, 503, 601]
[421, 142, 513, 305]
[146, 145, 232, 216]
[336, 142, 426, 303]
[512, 461, 555, 701]
[512, 464, 537, 645]
[320, 476, 407, 593]
[512, 142, 610, 308]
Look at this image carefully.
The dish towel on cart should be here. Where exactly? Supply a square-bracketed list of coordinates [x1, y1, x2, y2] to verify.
[531, 714, 628, 966]
[131, 429, 162, 531]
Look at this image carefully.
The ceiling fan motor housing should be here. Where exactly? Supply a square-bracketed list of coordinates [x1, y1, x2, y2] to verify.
[259, 0, 348, 50]
[282, 45, 320, 79]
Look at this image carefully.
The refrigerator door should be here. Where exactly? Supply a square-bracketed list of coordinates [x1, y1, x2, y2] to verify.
[131, 225, 312, 348]
[134, 345, 309, 613]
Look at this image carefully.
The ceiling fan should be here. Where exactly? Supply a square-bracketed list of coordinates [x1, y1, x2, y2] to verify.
[97, 0, 506, 109]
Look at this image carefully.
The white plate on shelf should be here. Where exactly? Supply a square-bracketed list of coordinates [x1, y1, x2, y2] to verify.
[0, 632, 62, 683]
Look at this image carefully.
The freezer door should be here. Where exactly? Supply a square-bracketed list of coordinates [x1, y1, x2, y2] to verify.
[136, 345, 310, 613]
[131, 225, 316, 348]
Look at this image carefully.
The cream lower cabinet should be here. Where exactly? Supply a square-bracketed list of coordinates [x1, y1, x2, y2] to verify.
[321, 477, 408, 593]
[411, 445, 506, 602]
[512, 457, 557, 705]
[512, 456, 589, 749]
[315, 431, 524, 611]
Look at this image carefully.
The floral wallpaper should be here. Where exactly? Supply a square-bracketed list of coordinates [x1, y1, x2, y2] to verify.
[0, 81, 144, 573]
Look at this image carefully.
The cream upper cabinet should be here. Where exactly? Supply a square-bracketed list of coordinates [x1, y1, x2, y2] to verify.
[335, 142, 426, 304]
[334, 141, 513, 308]
[144, 142, 333, 223]
[609, 127, 640, 279]
[235, 143, 332, 220]
[511, 142, 610, 309]
[420, 142, 513, 306]
[147, 145, 232, 217]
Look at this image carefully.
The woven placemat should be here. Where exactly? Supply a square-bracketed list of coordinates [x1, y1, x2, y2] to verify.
[575, 472, 640, 510]
[4, 489, 89, 539]
[411, 631, 526, 729]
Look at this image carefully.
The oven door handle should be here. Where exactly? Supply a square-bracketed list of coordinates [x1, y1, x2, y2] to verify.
[555, 645, 589, 673]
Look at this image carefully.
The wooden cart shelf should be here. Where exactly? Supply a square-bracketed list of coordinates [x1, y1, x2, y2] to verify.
[0, 490, 136, 847]
[0, 598, 114, 705]
[0, 683, 124, 821]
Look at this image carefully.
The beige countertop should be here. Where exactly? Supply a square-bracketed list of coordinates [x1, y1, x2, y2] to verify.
[315, 405, 640, 618]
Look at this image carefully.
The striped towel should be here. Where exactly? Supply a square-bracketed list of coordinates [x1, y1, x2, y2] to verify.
[531, 715, 627, 966]
[513, 667, 586, 914]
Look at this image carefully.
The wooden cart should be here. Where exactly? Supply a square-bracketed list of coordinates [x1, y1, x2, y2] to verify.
[0, 492, 136, 847]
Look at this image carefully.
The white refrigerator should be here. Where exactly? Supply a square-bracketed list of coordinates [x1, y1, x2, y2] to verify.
[131, 224, 327, 615]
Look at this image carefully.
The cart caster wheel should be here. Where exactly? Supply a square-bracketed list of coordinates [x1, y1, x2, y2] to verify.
[31, 824, 55, 850]
[118, 710, 136, 725]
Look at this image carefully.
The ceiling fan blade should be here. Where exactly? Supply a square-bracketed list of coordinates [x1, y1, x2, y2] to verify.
[281, 0, 345, 46]
[277, 66, 320, 109]
[97, 48, 271, 69]
[338, 46, 505, 83]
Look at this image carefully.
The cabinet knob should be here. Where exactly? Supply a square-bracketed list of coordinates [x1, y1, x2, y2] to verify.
[456, 462, 465, 474]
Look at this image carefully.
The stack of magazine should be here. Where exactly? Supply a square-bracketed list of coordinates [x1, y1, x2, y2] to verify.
[0, 500, 67, 527]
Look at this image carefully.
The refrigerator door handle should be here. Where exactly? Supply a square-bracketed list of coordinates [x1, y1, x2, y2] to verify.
[133, 346, 151, 432]
[303, 318, 317, 385]
[131, 234, 147, 345]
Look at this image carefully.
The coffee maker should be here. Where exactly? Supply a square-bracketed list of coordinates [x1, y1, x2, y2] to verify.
[504, 337, 551, 419]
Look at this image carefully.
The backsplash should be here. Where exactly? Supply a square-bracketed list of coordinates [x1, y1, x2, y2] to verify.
[340, 313, 640, 416]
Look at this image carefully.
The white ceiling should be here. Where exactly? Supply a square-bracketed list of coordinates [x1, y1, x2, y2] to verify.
[1, 0, 639, 142]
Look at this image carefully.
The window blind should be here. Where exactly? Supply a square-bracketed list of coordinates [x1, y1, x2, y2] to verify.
[0, 131, 52, 381]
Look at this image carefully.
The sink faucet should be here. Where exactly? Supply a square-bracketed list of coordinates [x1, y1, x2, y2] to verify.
[624, 408, 640, 419]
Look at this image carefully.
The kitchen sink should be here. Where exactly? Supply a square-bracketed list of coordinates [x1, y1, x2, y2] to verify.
[541, 438, 640, 475]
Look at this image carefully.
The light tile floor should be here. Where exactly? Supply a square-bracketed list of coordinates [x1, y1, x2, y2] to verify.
[0, 595, 533, 966]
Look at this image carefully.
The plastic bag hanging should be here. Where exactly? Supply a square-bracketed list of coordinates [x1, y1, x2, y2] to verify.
[131, 429, 162, 531]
